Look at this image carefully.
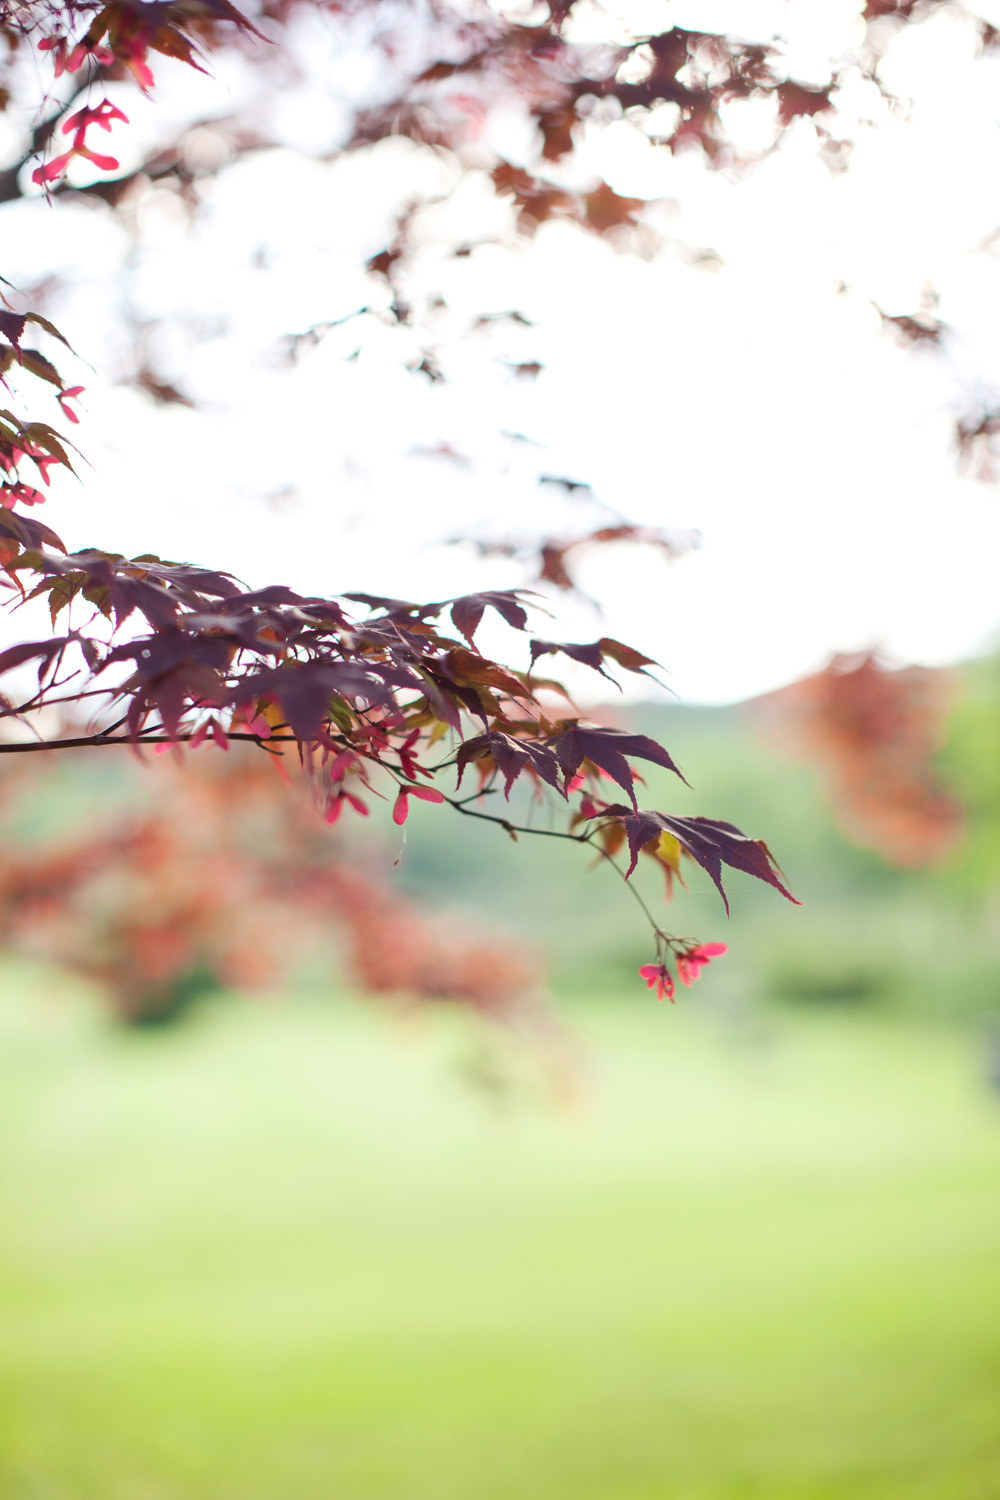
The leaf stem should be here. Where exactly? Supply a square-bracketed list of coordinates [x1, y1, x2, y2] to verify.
[440, 792, 663, 940]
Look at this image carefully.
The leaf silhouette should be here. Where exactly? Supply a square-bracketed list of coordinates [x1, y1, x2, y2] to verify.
[555, 725, 688, 808]
[449, 590, 530, 645]
[456, 730, 564, 797]
[598, 806, 799, 913]
[530, 637, 658, 683]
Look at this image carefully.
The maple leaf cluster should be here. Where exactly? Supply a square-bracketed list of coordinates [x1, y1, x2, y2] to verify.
[0, 0, 844, 1003]
[0, 308, 81, 513]
[0, 516, 798, 989]
[0, 307, 798, 995]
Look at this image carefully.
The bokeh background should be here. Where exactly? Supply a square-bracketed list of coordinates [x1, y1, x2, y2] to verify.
[3, 652, 1000, 1499]
[3, 1, 1000, 1496]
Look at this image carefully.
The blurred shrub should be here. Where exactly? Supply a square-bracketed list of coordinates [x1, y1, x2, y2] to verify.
[0, 745, 545, 1030]
[754, 652, 963, 869]
[769, 962, 889, 1007]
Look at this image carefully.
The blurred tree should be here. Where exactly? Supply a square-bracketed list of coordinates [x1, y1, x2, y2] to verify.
[1, 0, 981, 998]
[939, 652, 1000, 897]
[0, 743, 551, 1027]
[756, 652, 963, 869]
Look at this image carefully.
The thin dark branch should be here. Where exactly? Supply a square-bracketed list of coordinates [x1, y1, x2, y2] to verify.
[0, 730, 299, 753]
[0, 686, 117, 718]
[0, 722, 665, 941]
[441, 793, 662, 939]
[440, 792, 591, 843]
[592, 847, 662, 933]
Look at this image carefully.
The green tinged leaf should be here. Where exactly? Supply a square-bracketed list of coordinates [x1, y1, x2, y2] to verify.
[18, 349, 64, 389]
[23, 422, 75, 469]
[24, 314, 75, 352]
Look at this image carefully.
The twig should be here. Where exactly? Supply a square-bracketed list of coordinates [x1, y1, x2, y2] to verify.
[0, 730, 299, 753]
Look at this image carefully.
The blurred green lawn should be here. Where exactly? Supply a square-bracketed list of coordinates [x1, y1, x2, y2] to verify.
[2, 979, 1000, 1500]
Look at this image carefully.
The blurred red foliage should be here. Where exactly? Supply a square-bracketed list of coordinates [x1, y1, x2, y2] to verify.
[757, 652, 963, 868]
[0, 745, 543, 1026]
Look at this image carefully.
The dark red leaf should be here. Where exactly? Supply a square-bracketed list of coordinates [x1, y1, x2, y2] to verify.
[449, 590, 530, 644]
[598, 806, 799, 913]
[530, 637, 658, 683]
[0, 508, 67, 553]
[530, 638, 609, 676]
[554, 725, 688, 808]
[0, 313, 27, 348]
[238, 662, 398, 740]
[0, 635, 69, 680]
[456, 730, 563, 797]
[109, 575, 180, 629]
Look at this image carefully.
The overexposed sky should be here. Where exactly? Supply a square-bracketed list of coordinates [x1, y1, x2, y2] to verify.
[4, 1, 1000, 702]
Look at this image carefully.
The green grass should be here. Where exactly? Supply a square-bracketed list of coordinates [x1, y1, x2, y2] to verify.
[2, 980, 1000, 1499]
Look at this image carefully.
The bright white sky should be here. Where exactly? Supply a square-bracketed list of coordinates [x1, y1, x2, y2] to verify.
[4, 0, 1000, 703]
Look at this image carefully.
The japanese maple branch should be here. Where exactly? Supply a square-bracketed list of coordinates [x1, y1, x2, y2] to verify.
[438, 792, 664, 937]
[438, 790, 591, 844]
[0, 727, 671, 942]
[0, 686, 123, 718]
[0, 730, 300, 753]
